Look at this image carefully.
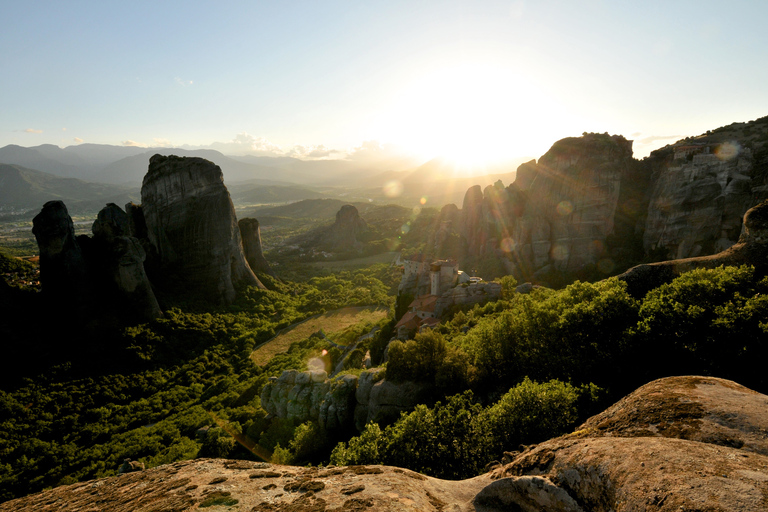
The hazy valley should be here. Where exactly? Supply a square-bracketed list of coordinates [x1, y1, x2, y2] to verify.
[2, 115, 768, 510]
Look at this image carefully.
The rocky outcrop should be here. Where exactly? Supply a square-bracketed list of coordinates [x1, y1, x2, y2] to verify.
[293, 204, 369, 255]
[420, 120, 768, 283]
[30, 201, 162, 323]
[31, 200, 89, 304]
[644, 144, 762, 259]
[427, 134, 637, 283]
[238, 217, 275, 277]
[619, 199, 768, 297]
[504, 134, 634, 280]
[260, 370, 358, 431]
[491, 376, 768, 511]
[7, 376, 768, 512]
[88, 203, 162, 321]
[261, 368, 428, 433]
[140, 154, 264, 303]
[434, 281, 502, 317]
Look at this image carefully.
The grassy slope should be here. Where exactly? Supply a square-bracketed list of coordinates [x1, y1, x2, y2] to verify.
[250, 306, 388, 366]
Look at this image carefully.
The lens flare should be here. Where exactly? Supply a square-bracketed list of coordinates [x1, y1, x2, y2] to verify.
[500, 237, 515, 252]
[384, 180, 403, 198]
[715, 142, 740, 161]
[420, 196, 427, 205]
[556, 201, 574, 216]
[552, 244, 569, 261]
[307, 357, 326, 372]
[597, 258, 615, 274]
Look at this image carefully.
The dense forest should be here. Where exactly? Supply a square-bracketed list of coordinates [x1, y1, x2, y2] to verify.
[2, 237, 767, 502]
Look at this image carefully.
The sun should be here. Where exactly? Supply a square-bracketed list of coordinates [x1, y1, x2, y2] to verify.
[372, 61, 574, 172]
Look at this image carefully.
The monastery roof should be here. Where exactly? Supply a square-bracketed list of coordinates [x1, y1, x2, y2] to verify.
[395, 311, 420, 330]
[420, 317, 440, 327]
[408, 294, 438, 312]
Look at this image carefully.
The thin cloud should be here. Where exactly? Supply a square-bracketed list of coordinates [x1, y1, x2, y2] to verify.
[206, 132, 285, 156]
[122, 140, 146, 147]
[175, 77, 194, 87]
[24, 128, 43, 134]
[153, 138, 173, 147]
[73, 137, 83, 144]
[288, 144, 338, 159]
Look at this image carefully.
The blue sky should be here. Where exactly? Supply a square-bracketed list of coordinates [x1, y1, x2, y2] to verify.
[2, 0, 767, 164]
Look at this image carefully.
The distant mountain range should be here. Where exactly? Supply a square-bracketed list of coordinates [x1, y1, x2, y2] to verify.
[0, 143, 427, 187]
[0, 163, 138, 214]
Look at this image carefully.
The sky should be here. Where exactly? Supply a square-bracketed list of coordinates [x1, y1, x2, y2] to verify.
[2, 0, 768, 169]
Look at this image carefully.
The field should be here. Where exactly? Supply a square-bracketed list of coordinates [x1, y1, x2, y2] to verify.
[250, 305, 389, 366]
[306, 251, 400, 270]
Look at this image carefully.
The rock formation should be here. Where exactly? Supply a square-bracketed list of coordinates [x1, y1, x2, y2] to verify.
[261, 368, 430, 433]
[293, 204, 369, 255]
[619, 199, 768, 297]
[140, 154, 264, 303]
[422, 120, 768, 284]
[238, 217, 275, 277]
[31, 201, 162, 323]
[31, 200, 90, 305]
[426, 134, 637, 284]
[88, 203, 162, 321]
[643, 143, 761, 259]
[30, 154, 277, 320]
[434, 281, 502, 317]
[6, 376, 768, 511]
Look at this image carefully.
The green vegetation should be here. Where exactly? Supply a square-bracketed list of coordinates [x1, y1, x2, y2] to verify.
[1, 256, 767, 501]
[330, 378, 592, 479]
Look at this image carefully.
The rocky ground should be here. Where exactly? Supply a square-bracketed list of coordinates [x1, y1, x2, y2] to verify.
[3, 376, 768, 511]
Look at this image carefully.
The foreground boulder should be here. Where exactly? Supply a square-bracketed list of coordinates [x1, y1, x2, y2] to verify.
[140, 154, 264, 303]
[5, 376, 768, 511]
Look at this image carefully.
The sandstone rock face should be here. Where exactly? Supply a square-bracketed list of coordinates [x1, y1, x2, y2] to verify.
[506, 134, 633, 278]
[319, 204, 368, 252]
[89, 203, 162, 321]
[8, 376, 768, 512]
[619, 199, 768, 297]
[140, 154, 263, 303]
[434, 281, 502, 317]
[31, 200, 89, 302]
[430, 134, 636, 283]
[644, 145, 757, 259]
[492, 376, 768, 512]
[260, 370, 358, 431]
[423, 125, 768, 282]
[31, 200, 161, 322]
[261, 368, 427, 433]
[238, 217, 274, 277]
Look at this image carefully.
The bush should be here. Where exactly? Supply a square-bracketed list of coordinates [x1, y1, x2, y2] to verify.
[330, 378, 593, 479]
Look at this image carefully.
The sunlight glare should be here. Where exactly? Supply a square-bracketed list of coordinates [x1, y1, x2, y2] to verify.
[373, 61, 577, 170]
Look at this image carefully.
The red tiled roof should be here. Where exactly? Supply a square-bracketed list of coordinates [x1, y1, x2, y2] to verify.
[409, 294, 438, 311]
[395, 311, 420, 330]
[420, 317, 440, 327]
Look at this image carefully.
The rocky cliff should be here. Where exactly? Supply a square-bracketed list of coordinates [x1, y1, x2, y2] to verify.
[239, 217, 275, 277]
[31, 200, 161, 322]
[619, 198, 768, 297]
[140, 154, 265, 303]
[30, 155, 273, 318]
[260, 368, 429, 433]
[426, 117, 768, 284]
[5, 376, 768, 511]
[292, 204, 369, 255]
